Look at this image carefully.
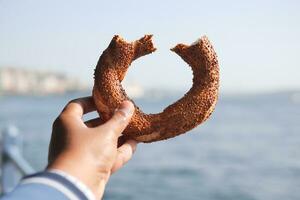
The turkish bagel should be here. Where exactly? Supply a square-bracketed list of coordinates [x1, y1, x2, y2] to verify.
[93, 35, 219, 142]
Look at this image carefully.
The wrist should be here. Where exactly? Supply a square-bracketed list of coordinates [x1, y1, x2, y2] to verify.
[47, 152, 109, 199]
[47, 169, 97, 200]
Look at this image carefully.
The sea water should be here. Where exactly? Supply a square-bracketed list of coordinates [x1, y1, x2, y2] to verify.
[0, 91, 299, 200]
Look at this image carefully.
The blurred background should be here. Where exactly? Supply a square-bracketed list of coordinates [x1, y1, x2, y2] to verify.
[0, 0, 300, 199]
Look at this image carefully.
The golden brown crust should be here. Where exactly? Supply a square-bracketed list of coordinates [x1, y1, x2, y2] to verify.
[93, 35, 219, 143]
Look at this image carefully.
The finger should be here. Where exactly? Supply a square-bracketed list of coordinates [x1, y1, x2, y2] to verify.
[100, 101, 134, 139]
[62, 96, 96, 118]
[85, 117, 104, 128]
[111, 139, 138, 174]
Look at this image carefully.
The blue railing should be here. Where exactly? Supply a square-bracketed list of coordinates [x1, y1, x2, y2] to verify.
[0, 125, 35, 194]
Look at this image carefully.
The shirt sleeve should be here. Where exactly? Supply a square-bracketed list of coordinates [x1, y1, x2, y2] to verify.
[0, 171, 94, 200]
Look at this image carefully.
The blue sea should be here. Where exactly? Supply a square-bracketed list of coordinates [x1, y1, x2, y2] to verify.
[0, 91, 300, 200]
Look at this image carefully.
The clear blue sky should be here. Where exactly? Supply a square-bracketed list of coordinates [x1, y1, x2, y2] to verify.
[1, 0, 300, 93]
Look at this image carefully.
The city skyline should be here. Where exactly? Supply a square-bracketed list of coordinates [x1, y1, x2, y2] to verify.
[1, 0, 300, 93]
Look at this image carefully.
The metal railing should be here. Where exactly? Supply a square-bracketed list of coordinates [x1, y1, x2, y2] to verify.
[0, 125, 35, 194]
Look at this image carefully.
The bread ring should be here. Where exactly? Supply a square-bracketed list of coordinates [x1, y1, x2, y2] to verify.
[93, 35, 219, 143]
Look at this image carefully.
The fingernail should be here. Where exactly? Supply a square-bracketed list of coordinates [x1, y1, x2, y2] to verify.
[115, 101, 134, 121]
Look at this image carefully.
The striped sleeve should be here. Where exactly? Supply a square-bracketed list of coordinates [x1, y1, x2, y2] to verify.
[3, 171, 91, 200]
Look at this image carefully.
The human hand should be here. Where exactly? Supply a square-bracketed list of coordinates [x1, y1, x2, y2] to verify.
[47, 96, 137, 199]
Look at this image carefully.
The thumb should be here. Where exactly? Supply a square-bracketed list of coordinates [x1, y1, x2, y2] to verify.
[101, 101, 135, 139]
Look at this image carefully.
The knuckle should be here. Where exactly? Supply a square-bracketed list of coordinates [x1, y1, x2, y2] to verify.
[115, 110, 127, 119]
[58, 113, 69, 121]
[112, 112, 127, 125]
[63, 99, 79, 112]
[53, 113, 69, 127]
[65, 100, 75, 109]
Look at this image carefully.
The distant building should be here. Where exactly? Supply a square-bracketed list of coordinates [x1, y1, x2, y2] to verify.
[0, 67, 86, 95]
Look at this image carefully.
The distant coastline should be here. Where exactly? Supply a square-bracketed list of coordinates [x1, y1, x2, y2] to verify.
[0, 67, 88, 95]
[1, 67, 299, 103]
[0, 67, 148, 99]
